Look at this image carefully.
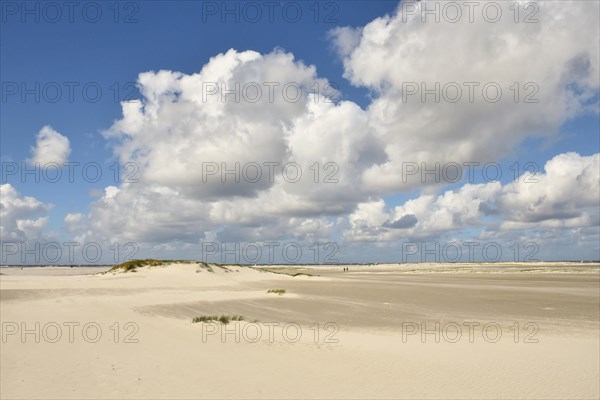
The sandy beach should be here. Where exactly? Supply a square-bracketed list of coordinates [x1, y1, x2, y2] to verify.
[1, 262, 599, 399]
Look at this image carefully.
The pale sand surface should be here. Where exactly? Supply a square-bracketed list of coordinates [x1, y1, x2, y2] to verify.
[1, 262, 599, 399]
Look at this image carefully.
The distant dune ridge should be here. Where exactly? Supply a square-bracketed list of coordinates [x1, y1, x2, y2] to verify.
[1, 260, 599, 399]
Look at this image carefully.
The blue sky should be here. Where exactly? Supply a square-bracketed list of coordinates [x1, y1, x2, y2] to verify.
[1, 1, 599, 264]
[1, 0, 396, 224]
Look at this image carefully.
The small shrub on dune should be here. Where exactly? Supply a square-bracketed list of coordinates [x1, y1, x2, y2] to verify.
[267, 289, 286, 295]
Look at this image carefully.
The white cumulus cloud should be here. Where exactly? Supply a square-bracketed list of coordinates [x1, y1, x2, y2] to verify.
[27, 126, 71, 165]
[59, 1, 599, 260]
[331, 0, 599, 193]
[0, 184, 52, 242]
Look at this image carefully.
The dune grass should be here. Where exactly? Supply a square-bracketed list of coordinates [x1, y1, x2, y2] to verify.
[256, 267, 315, 277]
[192, 315, 244, 325]
[109, 259, 197, 273]
[109, 259, 317, 277]
[267, 289, 286, 295]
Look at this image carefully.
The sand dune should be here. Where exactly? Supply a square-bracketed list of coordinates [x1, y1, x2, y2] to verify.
[1, 262, 599, 399]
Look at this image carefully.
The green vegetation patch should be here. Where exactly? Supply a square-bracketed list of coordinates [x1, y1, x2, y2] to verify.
[192, 315, 244, 325]
[255, 267, 315, 277]
[109, 259, 195, 273]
